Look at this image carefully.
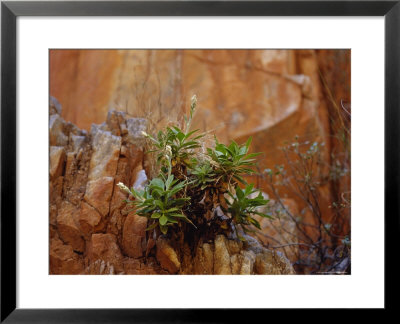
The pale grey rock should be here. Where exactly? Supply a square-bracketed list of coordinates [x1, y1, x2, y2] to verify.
[106, 110, 126, 135]
[70, 135, 86, 152]
[88, 128, 121, 181]
[214, 235, 232, 274]
[126, 118, 148, 146]
[50, 96, 62, 115]
[240, 250, 256, 274]
[49, 114, 68, 146]
[254, 249, 295, 274]
[49, 146, 66, 180]
[90, 122, 109, 137]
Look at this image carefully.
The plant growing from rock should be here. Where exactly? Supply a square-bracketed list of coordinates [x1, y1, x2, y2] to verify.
[206, 137, 261, 186]
[118, 95, 271, 250]
[223, 184, 270, 234]
[126, 173, 193, 235]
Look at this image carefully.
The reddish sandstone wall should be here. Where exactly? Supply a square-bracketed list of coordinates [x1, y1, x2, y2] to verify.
[50, 49, 350, 241]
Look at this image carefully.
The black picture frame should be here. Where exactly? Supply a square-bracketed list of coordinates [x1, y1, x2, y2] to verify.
[1, 0, 398, 322]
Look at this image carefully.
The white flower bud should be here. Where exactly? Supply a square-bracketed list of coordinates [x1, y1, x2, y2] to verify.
[117, 182, 130, 194]
[141, 131, 149, 137]
[165, 145, 172, 156]
[191, 94, 197, 107]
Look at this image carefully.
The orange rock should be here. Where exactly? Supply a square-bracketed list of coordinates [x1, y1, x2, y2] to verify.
[64, 152, 76, 178]
[50, 238, 84, 274]
[85, 259, 115, 275]
[122, 257, 165, 275]
[213, 235, 232, 274]
[49, 176, 64, 226]
[109, 188, 127, 217]
[50, 176, 63, 204]
[156, 237, 180, 274]
[48, 50, 338, 224]
[88, 233, 123, 273]
[193, 243, 214, 274]
[49, 49, 351, 267]
[50, 49, 121, 130]
[79, 201, 102, 237]
[49, 146, 66, 180]
[56, 201, 85, 252]
[122, 214, 147, 258]
[122, 258, 142, 274]
[84, 177, 114, 217]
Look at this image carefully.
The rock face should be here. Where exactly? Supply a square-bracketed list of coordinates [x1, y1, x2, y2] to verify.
[87, 233, 124, 273]
[88, 128, 121, 181]
[49, 146, 66, 180]
[56, 201, 85, 253]
[49, 101, 295, 274]
[180, 235, 294, 275]
[156, 237, 181, 274]
[50, 49, 350, 238]
[122, 214, 147, 258]
[50, 238, 84, 274]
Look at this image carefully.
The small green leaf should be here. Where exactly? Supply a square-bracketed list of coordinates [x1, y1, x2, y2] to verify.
[159, 215, 168, 226]
[150, 178, 164, 190]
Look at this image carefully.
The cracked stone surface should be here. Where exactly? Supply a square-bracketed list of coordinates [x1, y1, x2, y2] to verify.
[49, 101, 295, 275]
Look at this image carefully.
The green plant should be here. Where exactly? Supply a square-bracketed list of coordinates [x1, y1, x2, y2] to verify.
[141, 95, 204, 168]
[119, 170, 194, 235]
[207, 136, 261, 185]
[223, 184, 272, 238]
[190, 161, 216, 190]
[118, 95, 271, 244]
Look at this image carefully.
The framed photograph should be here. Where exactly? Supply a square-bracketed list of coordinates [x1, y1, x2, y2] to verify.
[1, 0, 398, 321]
